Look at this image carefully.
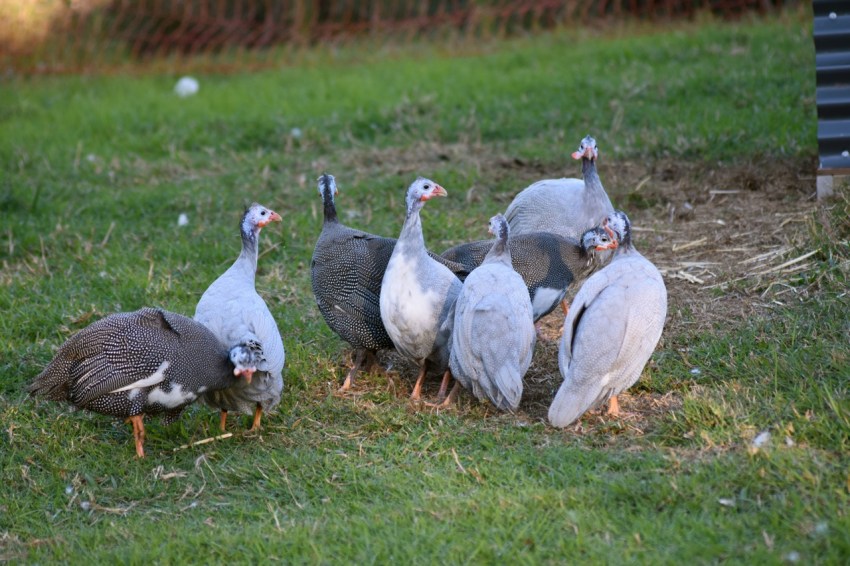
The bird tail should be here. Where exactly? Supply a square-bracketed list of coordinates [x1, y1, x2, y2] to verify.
[28, 360, 72, 401]
[478, 365, 522, 412]
[548, 381, 611, 428]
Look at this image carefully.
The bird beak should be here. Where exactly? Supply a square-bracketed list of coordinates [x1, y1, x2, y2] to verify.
[420, 184, 447, 201]
[234, 367, 255, 383]
[258, 211, 282, 227]
[571, 146, 595, 160]
[598, 224, 619, 250]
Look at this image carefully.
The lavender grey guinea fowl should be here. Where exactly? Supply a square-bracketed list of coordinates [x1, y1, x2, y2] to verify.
[549, 210, 667, 428]
[505, 135, 614, 241]
[449, 214, 535, 411]
[379, 177, 462, 401]
[195, 203, 285, 431]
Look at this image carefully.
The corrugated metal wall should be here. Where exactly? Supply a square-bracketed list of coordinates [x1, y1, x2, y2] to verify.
[814, 0, 850, 173]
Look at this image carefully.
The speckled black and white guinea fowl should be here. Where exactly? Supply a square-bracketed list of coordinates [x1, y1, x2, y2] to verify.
[311, 173, 469, 391]
[28, 308, 258, 458]
[440, 225, 619, 323]
[449, 214, 535, 412]
[505, 135, 614, 240]
[379, 177, 462, 402]
[194, 203, 285, 432]
[549, 210, 667, 428]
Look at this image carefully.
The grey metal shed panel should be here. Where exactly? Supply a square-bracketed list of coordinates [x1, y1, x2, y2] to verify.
[814, 0, 850, 173]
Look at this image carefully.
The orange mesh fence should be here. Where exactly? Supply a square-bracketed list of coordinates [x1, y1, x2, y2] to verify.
[1, 0, 793, 75]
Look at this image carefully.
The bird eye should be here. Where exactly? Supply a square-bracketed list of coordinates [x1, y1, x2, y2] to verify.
[261, 211, 267, 215]
[423, 184, 430, 190]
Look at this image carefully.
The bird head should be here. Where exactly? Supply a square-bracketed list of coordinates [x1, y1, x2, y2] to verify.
[487, 213, 509, 242]
[405, 177, 447, 210]
[317, 173, 338, 200]
[243, 202, 282, 232]
[571, 135, 598, 162]
[229, 345, 258, 384]
[603, 210, 631, 250]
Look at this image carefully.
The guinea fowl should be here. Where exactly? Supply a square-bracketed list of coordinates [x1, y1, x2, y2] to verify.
[28, 308, 258, 458]
[195, 202, 285, 431]
[311, 173, 469, 391]
[441, 225, 619, 323]
[505, 135, 614, 241]
[548, 210, 667, 428]
[380, 177, 462, 402]
[449, 214, 535, 411]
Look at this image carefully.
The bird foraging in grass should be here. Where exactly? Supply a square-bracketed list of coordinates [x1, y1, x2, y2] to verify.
[195, 202, 285, 432]
[29, 308, 258, 458]
[448, 214, 536, 411]
[548, 210, 667, 428]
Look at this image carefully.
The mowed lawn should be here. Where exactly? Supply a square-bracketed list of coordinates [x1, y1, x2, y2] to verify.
[2, 11, 849, 563]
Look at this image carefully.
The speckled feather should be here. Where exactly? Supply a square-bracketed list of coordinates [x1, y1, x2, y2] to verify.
[504, 135, 614, 241]
[441, 228, 613, 321]
[29, 308, 243, 424]
[450, 215, 535, 412]
[549, 212, 667, 427]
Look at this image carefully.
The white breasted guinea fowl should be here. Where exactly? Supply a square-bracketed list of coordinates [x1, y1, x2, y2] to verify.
[548, 210, 667, 428]
[448, 214, 536, 411]
[380, 177, 462, 402]
[195, 203, 285, 432]
[440, 225, 619, 324]
[28, 308, 258, 458]
[311, 173, 470, 392]
[504, 135, 614, 241]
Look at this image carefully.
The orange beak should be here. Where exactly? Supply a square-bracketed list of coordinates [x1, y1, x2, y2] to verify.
[571, 146, 595, 161]
[598, 223, 619, 251]
[258, 210, 282, 228]
[421, 184, 447, 201]
[234, 367, 255, 384]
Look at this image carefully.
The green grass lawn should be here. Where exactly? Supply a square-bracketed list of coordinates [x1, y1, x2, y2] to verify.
[3, 12, 849, 563]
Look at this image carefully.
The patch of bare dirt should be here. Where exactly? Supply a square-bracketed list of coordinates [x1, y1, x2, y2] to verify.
[335, 142, 821, 426]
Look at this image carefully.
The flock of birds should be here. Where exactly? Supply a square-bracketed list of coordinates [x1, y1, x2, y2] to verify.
[29, 135, 668, 457]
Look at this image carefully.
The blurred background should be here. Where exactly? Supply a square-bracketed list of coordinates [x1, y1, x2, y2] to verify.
[3, 0, 793, 75]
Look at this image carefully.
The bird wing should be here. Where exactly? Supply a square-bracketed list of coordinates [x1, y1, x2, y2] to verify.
[68, 309, 180, 405]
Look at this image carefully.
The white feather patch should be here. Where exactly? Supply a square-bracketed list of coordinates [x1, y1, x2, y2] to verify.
[147, 383, 196, 408]
[110, 361, 170, 394]
[532, 287, 565, 320]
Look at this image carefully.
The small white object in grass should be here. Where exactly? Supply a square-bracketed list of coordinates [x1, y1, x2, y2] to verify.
[718, 498, 735, 507]
[174, 76, 199, 97]
[65, 485, 73, 495]
[290, 127, 302, 139]
[785, 436, 794, 447]
[80, 501, 91, 511]
[86, 154, 98, 163]
[689, 367, 701, 375]
[813, 522, 829, 536]
[752, 430, 771, 448]
[784, 551, 801, 562]
[99, 271, 107, 278]
[178, 213, 189, 227]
